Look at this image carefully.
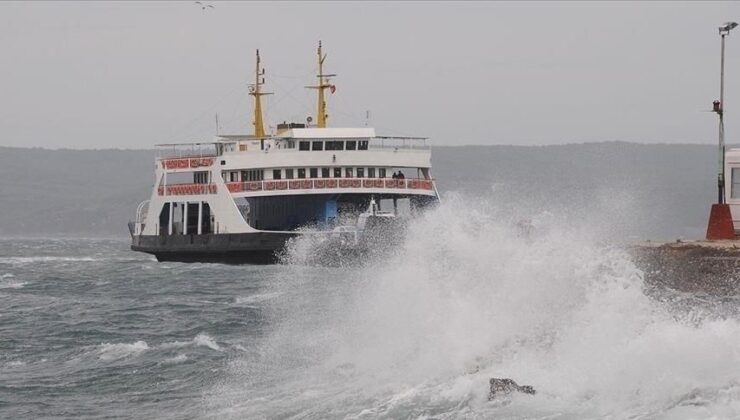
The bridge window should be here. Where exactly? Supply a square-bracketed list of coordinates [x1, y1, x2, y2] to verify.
[298, 168, 306, 179]
[357, 168, 365, 178]
[334, 167, 342, 178]
[286, 169, 294, 179]
[358, 140, 369, 150]
[310, 168, 318, 178]
[312, 141, 324, 151]
[322, 168, 330, 178]
[346, 140, 357, 150]
[299, 141, 310, 151]
[345, 168, 353, 178]
[326, 141, 344, 150]
[379, 168, 387, 178]
[368, 167, 376, 178]
[273, 169, 282, 180]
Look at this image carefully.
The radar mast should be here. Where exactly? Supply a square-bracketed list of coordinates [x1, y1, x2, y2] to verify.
[305, 41, 336, 128]
[249, 49, 272, 137]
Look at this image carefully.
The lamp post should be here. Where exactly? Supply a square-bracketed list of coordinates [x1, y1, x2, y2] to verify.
[706, 21, 740, 240]
[716, 21, 738, 204]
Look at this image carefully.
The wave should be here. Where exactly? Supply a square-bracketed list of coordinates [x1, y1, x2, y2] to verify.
[159, 334, 222, 352]
[234, 292, 282, 306]
[208, 194, 740, 419]
[193, 333, 221, 351]
[98, 340, 150, 361]
[0, 256, 101, 264]
[161, 354, 188, 365]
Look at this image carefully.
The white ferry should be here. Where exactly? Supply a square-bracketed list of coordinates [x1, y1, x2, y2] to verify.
[130, 43, 440, 263]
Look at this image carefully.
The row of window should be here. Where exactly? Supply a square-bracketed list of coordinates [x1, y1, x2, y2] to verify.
[273, 167, 386, 180]
[224, 167, 398, 183]
[298, 140, 369, 151]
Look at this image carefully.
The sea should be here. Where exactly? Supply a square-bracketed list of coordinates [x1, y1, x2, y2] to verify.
[2, 196, 740, 419]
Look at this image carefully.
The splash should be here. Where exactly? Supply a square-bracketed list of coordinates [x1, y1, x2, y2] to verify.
[208, 195, 740, 419]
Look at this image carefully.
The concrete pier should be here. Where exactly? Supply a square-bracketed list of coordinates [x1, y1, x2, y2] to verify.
[630, 240, 740, 296]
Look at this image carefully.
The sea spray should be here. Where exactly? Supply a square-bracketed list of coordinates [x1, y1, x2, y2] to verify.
[209, 196, 740, 419]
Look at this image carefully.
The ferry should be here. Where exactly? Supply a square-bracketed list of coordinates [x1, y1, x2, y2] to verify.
[129, 43, 440, 263]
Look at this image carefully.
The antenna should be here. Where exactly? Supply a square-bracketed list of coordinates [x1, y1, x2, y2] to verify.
[250, 49, 273, 137]
[365, 110, 371, 127]
[305, 40, 336, 128]
[215, 113, 219, 135]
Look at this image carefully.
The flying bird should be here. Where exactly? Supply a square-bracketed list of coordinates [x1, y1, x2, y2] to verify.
[194, 1, 215, 10]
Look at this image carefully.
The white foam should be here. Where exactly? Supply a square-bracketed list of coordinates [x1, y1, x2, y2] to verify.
[235, 292, 282, 305]
[98, 340, 149, 361]
[162, 354, 188, 365]
[0, 256, 100, 265]
[209, 195, 740, 418]
[0, 281, 27, 289]
[193, 333, 221, 351]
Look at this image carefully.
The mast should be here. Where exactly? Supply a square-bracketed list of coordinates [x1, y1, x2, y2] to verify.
[249, 49, 272, 137]
[305, 41, 336, 128]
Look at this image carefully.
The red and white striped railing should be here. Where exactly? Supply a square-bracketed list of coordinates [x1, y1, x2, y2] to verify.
[157, 184, 217, 196]
[225, 178, 434, 193]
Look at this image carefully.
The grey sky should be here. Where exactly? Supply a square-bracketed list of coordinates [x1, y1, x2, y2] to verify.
[1, 1, 739, 149]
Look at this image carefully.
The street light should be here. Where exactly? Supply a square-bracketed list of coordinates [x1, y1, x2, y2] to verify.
[716, 21, 738, 204]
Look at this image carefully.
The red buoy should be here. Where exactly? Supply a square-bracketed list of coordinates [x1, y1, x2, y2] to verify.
[706, 203, 736, 240]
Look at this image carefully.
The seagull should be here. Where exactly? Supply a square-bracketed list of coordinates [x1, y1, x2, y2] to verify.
[194, 1, 215, 10]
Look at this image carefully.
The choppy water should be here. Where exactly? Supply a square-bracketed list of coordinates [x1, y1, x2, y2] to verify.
[3, 198, 740, 419]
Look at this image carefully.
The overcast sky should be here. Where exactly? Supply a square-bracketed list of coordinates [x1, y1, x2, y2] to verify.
[1, 1, 740, 149]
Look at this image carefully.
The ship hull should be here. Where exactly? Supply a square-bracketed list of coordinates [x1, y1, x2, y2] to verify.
[131, 232, 297, 264]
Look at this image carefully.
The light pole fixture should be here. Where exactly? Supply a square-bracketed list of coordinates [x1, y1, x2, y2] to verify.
[716, 21, 738, 204]
[706, 21, 739, 240]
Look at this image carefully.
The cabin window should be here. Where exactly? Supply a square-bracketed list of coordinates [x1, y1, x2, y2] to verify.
[326, 141, 344, 151]
[310, 168, 318, 178]
[285, 169, 294, 179]
[346, 140, 357, 150]
[273, 169, 282, 180]
[321, 168, 330, 178]
[358, 140, 369, 150]
[345, 168, 353, 178]
[357, 168, 365, 178]
[299, 141, 310, 151]
[733, 168, 740, 198]
[368, 167, 376, 178]
[230, 172, 239, 182]
[298, 168, 306, 179]
[193, 171, 209, 184]
[334, 167, 342, 178]
[312, 141, 324, 151]
[240, 170, 263, 181]
[379, 168, 387, 178]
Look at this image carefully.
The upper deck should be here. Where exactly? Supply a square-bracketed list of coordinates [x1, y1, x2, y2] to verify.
[156, 127, 432, 172]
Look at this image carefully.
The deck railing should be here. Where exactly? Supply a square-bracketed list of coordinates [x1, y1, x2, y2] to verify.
[159, 157, 216, 170]
[157, 184, 218, 196]
[225, 177, 434, 193]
